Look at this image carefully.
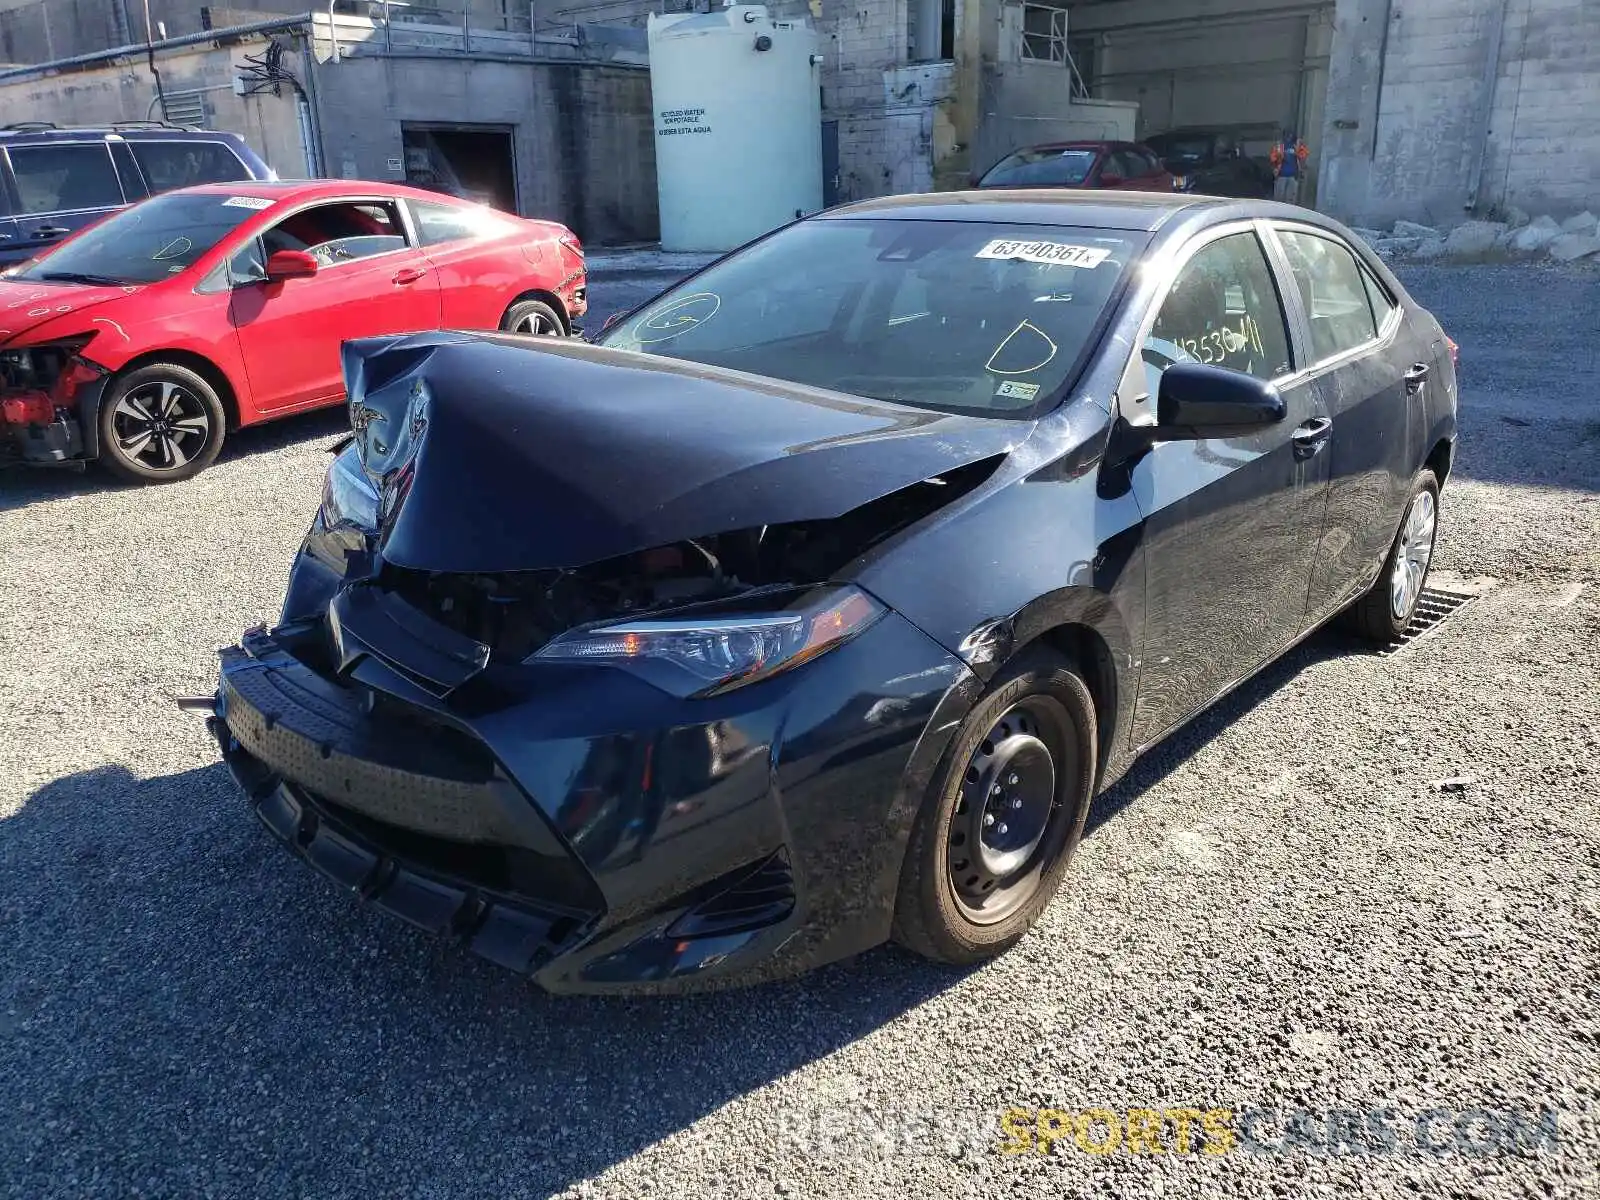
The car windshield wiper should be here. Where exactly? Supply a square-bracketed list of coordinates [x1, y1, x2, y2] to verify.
[35, 271, 130, 286]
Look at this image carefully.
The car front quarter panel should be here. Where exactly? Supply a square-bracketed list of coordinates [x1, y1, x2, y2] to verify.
[853, 398, 1147, 781]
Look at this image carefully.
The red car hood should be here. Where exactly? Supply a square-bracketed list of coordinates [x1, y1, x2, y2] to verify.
[0, 278, 143, 347]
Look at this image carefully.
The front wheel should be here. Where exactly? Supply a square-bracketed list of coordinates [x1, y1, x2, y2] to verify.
[97, 363, 227, 484]
[893, 648, 1097, 965]
[1346, 469, 1441, 643]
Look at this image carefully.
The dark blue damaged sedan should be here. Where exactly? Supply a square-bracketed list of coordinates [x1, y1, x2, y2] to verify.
[205, 190, 1458, 994]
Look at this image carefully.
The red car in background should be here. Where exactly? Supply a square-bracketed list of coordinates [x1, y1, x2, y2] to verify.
[974, 140, 1177, 192]
[0, 179, 585, 482]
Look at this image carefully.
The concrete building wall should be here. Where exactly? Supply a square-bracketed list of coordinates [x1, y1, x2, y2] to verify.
[0, 40, 308, 174]
[1320, 0, 1600, 227]
[308, 51, 658, 242]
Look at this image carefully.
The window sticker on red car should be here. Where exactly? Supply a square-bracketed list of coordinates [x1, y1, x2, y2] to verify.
[975, 239, 1112, 269]
[221, 196, 274, 210]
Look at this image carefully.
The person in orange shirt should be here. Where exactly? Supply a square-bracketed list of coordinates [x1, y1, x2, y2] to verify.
[1269, 129, 1310, 204]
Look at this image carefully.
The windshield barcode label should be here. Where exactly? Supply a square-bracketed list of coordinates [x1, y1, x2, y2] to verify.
[975, 240, 1111, 268]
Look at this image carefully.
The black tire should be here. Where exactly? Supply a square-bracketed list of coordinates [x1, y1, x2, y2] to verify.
[500, 298, 565, 337]
[1346, 468, 1441, 643]
[893, 648, 1098, 965]
[97, 362, 227, 484]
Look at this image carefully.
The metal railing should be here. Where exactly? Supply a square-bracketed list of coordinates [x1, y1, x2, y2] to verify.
[1019, 3, 1090, 99]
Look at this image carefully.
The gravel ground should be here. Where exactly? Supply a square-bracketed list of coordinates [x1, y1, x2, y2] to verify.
[1, 262, 1597, 1199]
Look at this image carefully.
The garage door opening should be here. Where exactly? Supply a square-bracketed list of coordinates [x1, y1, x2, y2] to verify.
[1062, 0, 1334, 207]
[401, 125, 518, 213]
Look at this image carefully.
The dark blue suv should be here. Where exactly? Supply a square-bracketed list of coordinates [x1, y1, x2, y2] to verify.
[0, 123, 274, 267]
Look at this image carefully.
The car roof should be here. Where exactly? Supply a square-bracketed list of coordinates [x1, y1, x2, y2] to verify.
[165, 178, 496, 207]
[0, 124, 247, 142]
[820, 189, 1224, 233]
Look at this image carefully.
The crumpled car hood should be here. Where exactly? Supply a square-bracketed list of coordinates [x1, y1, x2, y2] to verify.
[0, 278, 142, 345]
[340, 331, 1025, 574]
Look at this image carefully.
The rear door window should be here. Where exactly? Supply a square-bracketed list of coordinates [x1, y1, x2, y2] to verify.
[130, 141, 252, 193]
[1358, 261, 1397, 331]
[1276, 228, 1380, 362]
[409, 199, 513, 247]
[8, 143, 125, 213]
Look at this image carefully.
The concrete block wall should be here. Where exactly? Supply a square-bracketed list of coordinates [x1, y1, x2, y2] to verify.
[1479, 0, 1600, 217]
[1321, 0, 1600, 227]
[309, 54, 658, 242]
[550, 64, 660, 243]
[0, 40, 307, 177]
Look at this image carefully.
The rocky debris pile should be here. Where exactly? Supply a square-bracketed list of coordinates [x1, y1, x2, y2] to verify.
[1353, 209, 1600, 264]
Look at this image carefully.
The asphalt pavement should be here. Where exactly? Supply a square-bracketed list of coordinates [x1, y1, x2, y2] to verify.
[1, 259, 1597, 1199]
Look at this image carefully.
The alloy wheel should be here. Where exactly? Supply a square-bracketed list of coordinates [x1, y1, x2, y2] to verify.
[110, 380, 211, 473]
[1390, 488, 1437, 622]
[514, 311, 558, 335]
[946, 696, 1075, 925]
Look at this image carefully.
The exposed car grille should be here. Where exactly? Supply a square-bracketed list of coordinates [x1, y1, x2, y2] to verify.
[668, 851, 796, 939]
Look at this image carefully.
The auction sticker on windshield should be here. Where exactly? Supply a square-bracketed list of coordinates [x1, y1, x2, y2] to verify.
[976, 240, 1112, 269]
[222, 196, 274, 210]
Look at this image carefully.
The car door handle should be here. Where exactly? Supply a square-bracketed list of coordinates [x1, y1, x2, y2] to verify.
[1292, 416, 1333, 459]
[1403, 362, 1430, 394]
[33, 225, 71, 238]
[392, 267, 428, 285]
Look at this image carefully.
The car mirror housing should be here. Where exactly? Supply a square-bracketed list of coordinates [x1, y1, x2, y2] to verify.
[265, 249, 319, 282]
[1155, 362, 1286, 438]
[1099, 173, 1124, 187]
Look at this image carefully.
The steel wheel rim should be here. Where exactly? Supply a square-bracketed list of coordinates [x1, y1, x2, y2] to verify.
[111, 380, 210, 472]
[514, 311, 556, 335]
[1390, 488, 1437, 621]
[946, 694, 1077, 925]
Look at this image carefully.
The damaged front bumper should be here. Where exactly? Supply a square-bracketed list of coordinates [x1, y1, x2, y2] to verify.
[0, 360, 108, 469]
[210, 558, 975, 995]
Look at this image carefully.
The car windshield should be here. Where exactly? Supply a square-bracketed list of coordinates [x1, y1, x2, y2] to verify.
[598, 218, 1145, 417]
[11, 192, 271, 285]
[979, 149, 1098, 188]
[1149, 135, 1215, 164]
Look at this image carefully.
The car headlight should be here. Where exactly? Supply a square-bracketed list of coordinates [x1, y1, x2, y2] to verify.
[321, 445, 379, 531]
[530, 585, 885, 697]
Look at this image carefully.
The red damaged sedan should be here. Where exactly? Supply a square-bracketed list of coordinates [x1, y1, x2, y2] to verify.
[0, 180, 585, 482]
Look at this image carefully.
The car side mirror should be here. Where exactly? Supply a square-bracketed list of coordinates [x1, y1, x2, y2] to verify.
[1155, 362, 1285, 437]
[1099, 173, 1124, 187]
[265, 249, 318, 282]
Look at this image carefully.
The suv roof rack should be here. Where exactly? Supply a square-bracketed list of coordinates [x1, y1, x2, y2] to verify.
[0, 120, 206, 135]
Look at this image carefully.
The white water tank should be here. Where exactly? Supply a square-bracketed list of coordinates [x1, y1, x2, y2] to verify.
[648, 4, 824, 252]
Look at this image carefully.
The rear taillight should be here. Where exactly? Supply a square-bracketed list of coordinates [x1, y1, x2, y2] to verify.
[1445, 335, 1458, 366]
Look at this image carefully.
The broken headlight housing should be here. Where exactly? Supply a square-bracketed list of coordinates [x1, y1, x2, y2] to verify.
[530, 585, 885, 697]
[321, 445, 379, 531]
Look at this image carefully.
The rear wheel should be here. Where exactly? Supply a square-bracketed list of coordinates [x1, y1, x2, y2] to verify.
[97, 362, 226, 484]
[500, 298, 565, 337]
[893, 649, 1097, 965]
[1346, 469, 1440, 643]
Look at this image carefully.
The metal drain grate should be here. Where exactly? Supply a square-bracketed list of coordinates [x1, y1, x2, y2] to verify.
[1377, 587, 1477, 655]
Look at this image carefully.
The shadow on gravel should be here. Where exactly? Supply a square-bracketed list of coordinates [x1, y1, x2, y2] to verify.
[0, 406, 347, 514]
[1084, 629, 1352, 837]
[0, 761, 967, 1195]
